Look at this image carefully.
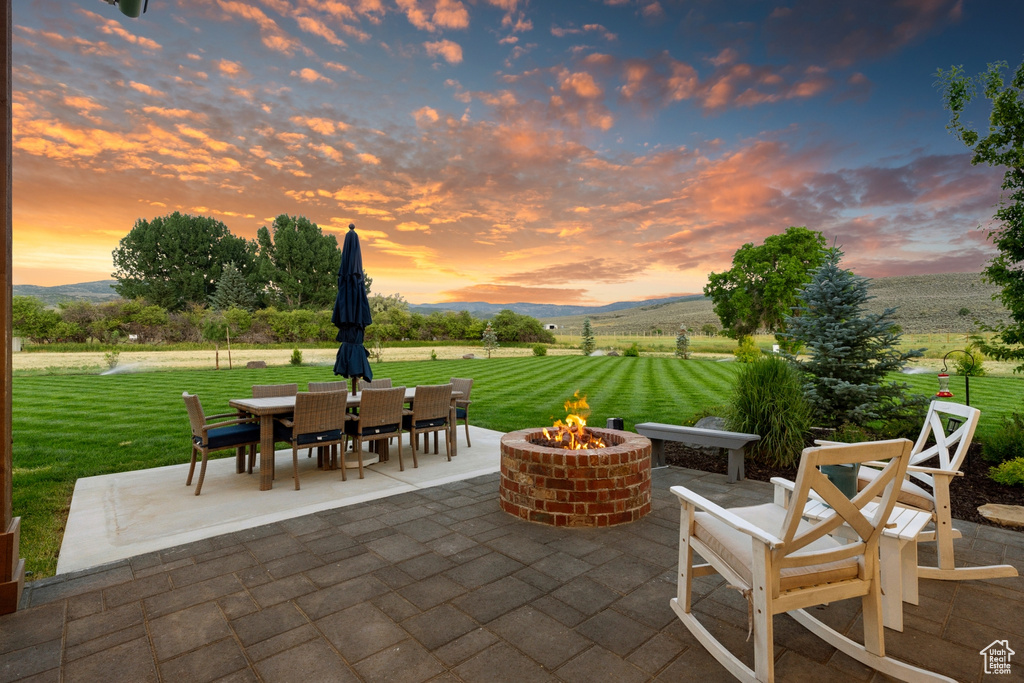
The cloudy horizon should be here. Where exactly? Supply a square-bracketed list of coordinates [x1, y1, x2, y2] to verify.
[11, 0, 1022, 304]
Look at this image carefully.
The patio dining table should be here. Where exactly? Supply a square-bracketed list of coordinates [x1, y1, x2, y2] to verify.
[230, 387, 461, 490]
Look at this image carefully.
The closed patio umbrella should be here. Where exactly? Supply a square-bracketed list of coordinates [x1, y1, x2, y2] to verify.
[332, 224, 373, 394]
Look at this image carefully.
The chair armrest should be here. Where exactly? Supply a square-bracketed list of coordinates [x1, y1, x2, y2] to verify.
[770, 476, 827, 505]
[906, 464, 963, 477]
[274, 417, 295, 428]
[207, 411, 243, 421]
[670, 485, 783, 547]
[201, 416, 259, 433]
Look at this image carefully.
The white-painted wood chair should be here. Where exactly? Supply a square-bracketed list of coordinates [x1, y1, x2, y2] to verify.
[827, 401, 1017, 582]
[670, 439, 956, 683]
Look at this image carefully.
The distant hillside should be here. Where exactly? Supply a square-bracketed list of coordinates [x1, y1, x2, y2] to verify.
[13, 280, 119, 305]
[540, 273, 1009, 336]
[408, 294, 704, 319]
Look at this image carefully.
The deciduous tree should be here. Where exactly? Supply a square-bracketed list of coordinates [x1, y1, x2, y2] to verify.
[936, 59, 1024, 370]
[112, 212, 256, 310]
[704, 226, 827, 339]
[256, 215, 340, 310]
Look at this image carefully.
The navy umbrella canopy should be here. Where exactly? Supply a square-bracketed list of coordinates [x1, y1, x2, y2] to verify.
[332, 224, 373, 392]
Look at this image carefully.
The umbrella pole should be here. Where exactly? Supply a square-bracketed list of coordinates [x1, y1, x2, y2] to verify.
[351, 377, 357, 395]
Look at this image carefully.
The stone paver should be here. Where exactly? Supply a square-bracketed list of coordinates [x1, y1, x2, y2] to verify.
[2, 469, 1021, 682]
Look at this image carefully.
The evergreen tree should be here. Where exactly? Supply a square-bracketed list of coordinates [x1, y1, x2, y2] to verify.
[209, 263, 257, 311]
[783, 248, 926, 427]
[481, 322, 499, 358]
[581, 318, 595, 355]
[675, 325, 691, 359]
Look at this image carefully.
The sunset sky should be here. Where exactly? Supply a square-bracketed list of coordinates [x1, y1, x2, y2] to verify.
[11, 0, 1024, 304]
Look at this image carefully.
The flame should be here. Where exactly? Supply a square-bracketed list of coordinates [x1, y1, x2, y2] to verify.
[541, 391, 607, 450]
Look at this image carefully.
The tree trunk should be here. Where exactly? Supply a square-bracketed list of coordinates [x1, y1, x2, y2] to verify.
[226, 327, 232, 370]
[215, 342, 220, 370]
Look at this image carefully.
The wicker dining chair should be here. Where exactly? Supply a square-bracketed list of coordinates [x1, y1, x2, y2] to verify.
[449, 377, 473, 448]
[252, 383, 298, 398]
[182, 392, 261, 496]
[402, 384, 453, 466]
[305, 382, 354, 458]
[308, 381, 349, 393]
[345, 387, 406, 476]
[273, 391, 350, 489]
[358, 378, 392, 390]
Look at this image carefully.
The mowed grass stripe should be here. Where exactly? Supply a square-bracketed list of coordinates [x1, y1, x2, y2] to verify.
[12, 355, 1024, 579]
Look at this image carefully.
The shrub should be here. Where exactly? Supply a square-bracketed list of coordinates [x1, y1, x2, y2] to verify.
[623, 342, 640, 357]
[728, 355, 812, 468]
[990, 457, 1024, 486]
[430, 349, 438, 361]
[532, 344, 547, 356]
[953, 343, 986, 377]
[103, 350, 120, 370]
[733, 335, 761, 363]
[982, 411, 1024, 463]
[290, 348, 303, 366]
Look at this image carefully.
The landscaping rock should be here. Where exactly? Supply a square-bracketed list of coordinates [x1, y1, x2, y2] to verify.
[978, 504, 1024, 529]
[463, 354, 475, 359]
[691, 417, 729, 455]
[606, 349, 620, 357]
[246, 361, 267, 369]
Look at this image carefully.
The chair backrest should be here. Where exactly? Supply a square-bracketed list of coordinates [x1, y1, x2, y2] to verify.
[291, 391, 347, 438]
[182, 392, 205, 439]
[774, 439, 912, 593]
[358, 387, 406, 430]
[308, 381, 348, 393]
[412, 384, 453, 422]
[252, 383, 298, 398]
[449, 377, 473, 402]
[909, 400, 980, 484]
[358, 378, 392, 390]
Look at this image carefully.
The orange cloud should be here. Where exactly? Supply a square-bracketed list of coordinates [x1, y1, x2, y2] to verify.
[424, 39, 464, 64]
[129, 81, 165, 98]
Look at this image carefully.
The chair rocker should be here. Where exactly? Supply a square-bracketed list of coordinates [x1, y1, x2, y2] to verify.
[670, 439, 955, 683]
[826, 401, 1017, 582]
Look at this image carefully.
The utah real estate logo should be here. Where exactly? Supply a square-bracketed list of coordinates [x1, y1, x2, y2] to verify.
[980, 640, 1015, 675]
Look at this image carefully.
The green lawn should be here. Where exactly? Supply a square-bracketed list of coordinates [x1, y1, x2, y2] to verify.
[13, 355, 1024, 578]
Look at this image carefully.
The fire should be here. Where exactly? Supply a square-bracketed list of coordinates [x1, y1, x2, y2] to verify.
[541, 391, 607, 450]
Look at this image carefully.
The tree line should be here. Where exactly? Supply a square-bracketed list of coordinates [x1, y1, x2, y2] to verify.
[13, 291, 555, 347]
[111, 212, 342, 311]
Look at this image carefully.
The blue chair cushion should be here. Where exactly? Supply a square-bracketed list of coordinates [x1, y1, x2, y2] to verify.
[296, 429, 343, 446]
[345, 421, 400, 438]
[273, 421, 292, 443]
[402, 415, 448, 431]
[456, 407, 467, 419]
[198, 423, 260, 450]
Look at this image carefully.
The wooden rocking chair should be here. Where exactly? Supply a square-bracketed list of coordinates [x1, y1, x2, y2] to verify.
[670, 439, 955, 683]
[828, 401, 1017, 582]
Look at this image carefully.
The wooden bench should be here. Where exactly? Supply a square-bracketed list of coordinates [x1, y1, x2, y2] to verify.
[634, 423, 761, 482]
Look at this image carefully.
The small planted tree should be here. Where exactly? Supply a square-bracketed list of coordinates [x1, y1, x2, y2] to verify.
[209, 262, 257, 312]
[783, 248, 926, 428]
[482, 322, 498, 358]
[581, 318, 595, 355]
[675, 326, 691, 359]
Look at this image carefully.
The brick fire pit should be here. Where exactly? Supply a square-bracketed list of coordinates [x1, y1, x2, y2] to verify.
[499, 427, 652, 527]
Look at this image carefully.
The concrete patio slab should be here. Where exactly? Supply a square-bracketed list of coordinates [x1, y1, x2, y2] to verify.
[58, 426, 503, 574]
